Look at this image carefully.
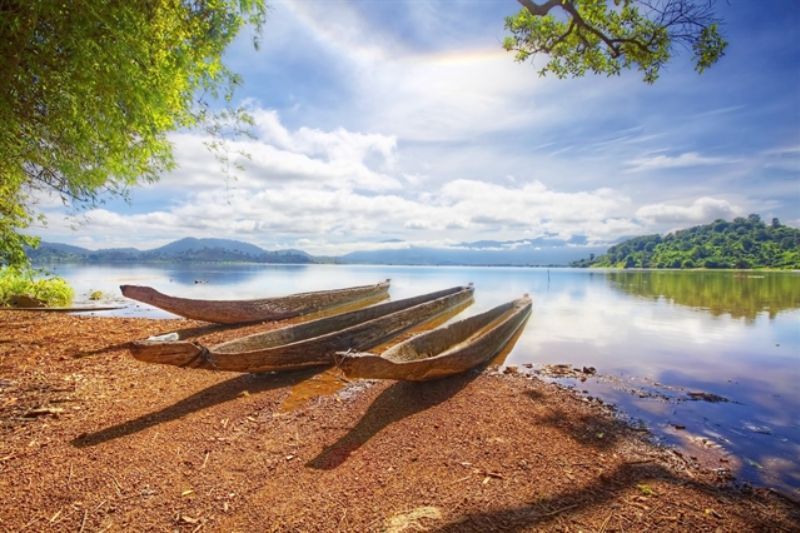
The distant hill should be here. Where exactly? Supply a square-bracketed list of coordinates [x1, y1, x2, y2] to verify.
[27, 235, 605, 267]
[151, 237, 265, 256]
[340, 239, 606, 266]
[572, 215, 800, 269]
[27, 238, 313, 264]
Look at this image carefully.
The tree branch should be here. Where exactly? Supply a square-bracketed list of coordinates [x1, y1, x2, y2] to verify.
[517, 0, 667, 58]
[516, 0, 563, 17]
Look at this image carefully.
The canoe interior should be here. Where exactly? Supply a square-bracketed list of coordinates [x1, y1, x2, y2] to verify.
[335, 296, 532, 381]
[214, 285, 470, 354]
[384, 299, 521, 363]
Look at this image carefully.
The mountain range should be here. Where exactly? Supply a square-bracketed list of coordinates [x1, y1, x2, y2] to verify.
[27, 237, 313, 264]
[26, 237, 605, 266]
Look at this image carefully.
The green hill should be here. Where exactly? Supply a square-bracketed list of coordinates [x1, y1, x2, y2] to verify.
[573, 215, 800, 269]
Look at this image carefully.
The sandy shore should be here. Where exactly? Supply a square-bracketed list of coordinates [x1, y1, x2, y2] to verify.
[1, 311, 797, 531]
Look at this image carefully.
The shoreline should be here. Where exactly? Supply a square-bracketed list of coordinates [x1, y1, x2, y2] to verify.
[28, 260, 800, 271]
[1, 312, 797, 530]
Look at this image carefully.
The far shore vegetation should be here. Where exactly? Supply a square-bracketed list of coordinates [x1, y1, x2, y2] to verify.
[573, 215, 800, 270]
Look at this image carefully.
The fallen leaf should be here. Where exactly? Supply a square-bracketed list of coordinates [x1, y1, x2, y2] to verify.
[384, 506, 441, 533]
[636, 483, 656, 496]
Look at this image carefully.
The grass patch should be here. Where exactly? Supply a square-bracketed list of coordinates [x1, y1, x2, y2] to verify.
[0, 267, 74, 307]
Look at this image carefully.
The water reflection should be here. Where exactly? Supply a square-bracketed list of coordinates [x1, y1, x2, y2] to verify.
[607, 270, 800, 321]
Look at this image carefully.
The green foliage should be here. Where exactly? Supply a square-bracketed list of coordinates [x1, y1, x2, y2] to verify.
[575, 215, 800, 269]
[0, 0, 266, 267]
[607, 270, 800, 322]
[0, 267, 74, 307]
[89, 290, 104, 301]
[504, 0, 727, 83]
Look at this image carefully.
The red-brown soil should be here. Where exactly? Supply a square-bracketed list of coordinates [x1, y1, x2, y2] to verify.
[1, 311, 798, 531]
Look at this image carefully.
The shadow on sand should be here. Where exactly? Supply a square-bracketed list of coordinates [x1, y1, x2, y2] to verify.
[307, 323, 530, 470]
[307, 369, 481, 470]
[72, 368, 322, 448]
[430, 460, 797, 531]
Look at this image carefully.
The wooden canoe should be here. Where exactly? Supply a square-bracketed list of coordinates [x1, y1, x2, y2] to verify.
[0, 305, 125, 313]
[130, 285, 475, 373]
[335, 295, 532, 381]
[120, 280, 391, 324]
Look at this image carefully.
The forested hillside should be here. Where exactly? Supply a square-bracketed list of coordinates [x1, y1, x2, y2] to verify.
[573, 215, 800, 269]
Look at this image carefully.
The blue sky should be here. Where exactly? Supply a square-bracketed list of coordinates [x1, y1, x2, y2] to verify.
[35, 0, 799, 254]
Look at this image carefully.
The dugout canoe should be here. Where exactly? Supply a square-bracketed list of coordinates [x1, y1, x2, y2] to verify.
[0, 305, 125, 313]
[129, 285, 475, 373]
[335, 295, 531, 381]
[120, 280, 391, 324]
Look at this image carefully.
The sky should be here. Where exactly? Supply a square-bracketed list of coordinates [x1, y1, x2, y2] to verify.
[32, 0, 800, 255]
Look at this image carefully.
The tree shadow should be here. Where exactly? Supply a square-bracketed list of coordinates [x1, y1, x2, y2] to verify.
[535, 407, 627, 451]
[306, 369, 481, 470]
[432, 461, 799, 531]
[523, 388, 545, 401]
[72, 368, 322, 448]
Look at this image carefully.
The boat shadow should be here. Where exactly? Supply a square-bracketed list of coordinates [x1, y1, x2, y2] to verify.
[68, 322, 244, 359]
[306, 369, 481, 470]
[71, 368, 322, 448]
[307, 321, 530, 470]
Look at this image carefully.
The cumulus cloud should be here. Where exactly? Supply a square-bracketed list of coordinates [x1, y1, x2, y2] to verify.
[52, 160, 639, 255]
[636, 197, 741, 225]
[160, 110, 399, 192]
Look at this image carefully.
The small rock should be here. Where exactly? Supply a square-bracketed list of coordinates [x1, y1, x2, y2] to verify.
[687, 391, 729, 403]
[503, 365, 519, 375]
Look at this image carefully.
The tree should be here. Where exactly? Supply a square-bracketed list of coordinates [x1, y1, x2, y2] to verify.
[0, 0, 266, 267]
[503, 0, 727, 83]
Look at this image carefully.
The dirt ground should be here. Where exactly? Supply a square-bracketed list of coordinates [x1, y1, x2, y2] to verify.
[1, 311, 798, 532]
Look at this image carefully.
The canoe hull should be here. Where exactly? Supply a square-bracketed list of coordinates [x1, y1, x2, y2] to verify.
[336, 296, 531, 381]
[120, 280, 390, 324]
[130, 285, 475, 373]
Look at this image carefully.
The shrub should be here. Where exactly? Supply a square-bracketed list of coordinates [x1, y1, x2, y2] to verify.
[0, 268, 74, 307]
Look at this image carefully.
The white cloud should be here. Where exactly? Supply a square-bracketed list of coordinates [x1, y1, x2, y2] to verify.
[625, 152, 733, 172]
[636, 197, 741, 225]
[161, 111, 400, 192]
[46, 119, 640, 254]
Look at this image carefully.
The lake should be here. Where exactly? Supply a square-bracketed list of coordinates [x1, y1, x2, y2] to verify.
[48, 263, 800, 496]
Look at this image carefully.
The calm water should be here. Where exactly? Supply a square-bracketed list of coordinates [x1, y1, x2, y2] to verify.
[51, 264, 800, 495]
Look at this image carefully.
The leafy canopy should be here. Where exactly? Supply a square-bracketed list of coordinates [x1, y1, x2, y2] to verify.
[574, 215, 800, 270]
[0, 0, 266, 267]
[504, 0, 727, 83]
